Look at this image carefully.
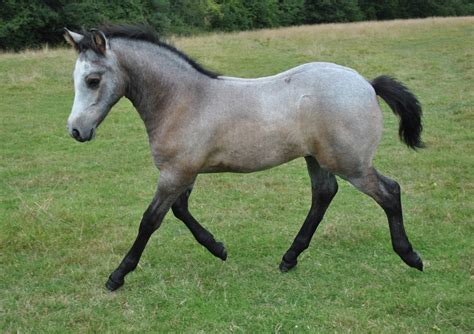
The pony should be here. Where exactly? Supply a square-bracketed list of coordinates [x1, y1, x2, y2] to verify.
[64, 25, 424, 291]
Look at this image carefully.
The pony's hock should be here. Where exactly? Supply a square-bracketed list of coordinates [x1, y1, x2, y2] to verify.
[64, 25, 424, 291]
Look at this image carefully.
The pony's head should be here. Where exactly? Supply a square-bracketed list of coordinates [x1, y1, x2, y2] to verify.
[64, 28, 125, 142]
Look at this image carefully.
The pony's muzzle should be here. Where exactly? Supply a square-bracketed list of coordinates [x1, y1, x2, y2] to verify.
[69, 127, 95, 142]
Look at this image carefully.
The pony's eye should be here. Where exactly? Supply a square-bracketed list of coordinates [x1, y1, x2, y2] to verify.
[86, 77, 101, 89]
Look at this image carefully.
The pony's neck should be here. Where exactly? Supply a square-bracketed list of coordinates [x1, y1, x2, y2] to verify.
[113, 39, 211, 128]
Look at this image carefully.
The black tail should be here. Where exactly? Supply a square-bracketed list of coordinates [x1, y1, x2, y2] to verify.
[371, 75, 424, 149]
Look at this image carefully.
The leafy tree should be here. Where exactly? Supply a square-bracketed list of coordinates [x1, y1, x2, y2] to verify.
[146, 0, 172, 34]
[398, 0, 474, 18]
[211, 0, 253, 31]
[278, 0, 306, 26]
[0, 1, 59, 50]
[304, 0, 364, 23]
[370, 0, 400, 20]
[1, 0, 473, 50]
[244, 0, 280, 28]
[357, 0, 377, 20]
[60, 0, 148, 30]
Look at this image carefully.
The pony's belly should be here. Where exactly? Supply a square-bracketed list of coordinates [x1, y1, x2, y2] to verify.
[201, 133, 306, 173]
[201, 153, 301, 173]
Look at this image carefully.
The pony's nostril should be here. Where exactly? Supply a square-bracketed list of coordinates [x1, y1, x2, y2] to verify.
[72, 128, 82, 141]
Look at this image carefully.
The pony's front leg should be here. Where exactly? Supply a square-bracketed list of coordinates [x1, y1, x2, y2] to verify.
[105, 171, 195, 291]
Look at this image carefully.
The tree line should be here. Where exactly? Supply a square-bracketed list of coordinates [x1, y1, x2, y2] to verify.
[1, 0, 473, 51]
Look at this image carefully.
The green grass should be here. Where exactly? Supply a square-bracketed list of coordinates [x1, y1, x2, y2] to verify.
[1, 17, 473, 332]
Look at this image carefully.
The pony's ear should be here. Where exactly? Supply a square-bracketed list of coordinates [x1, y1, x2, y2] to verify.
[90, 29, 108, 55]
[63, 28, 83, 51]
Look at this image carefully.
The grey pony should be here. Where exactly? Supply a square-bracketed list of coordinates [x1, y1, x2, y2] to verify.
[64, 25, 424, 291]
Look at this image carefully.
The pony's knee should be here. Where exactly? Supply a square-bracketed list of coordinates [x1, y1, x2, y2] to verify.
[139, 207, 161, 234]
[314, 176, 338, 203]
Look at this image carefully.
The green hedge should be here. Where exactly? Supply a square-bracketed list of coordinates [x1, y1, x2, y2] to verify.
[1, 0, 473, 50]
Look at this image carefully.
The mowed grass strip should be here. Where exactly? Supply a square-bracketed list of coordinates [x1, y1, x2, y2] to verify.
[1, 17, 473, 332]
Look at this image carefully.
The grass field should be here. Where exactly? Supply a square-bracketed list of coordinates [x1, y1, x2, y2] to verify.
[1, 17, 473, 332]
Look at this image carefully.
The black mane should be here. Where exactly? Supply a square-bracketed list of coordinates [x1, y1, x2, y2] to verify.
[77, 24, 219, 79]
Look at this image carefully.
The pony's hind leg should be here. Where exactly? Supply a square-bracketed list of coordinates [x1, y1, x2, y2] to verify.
[172, 187, 227, 261]
[280, 156, 338, 272]
[348, 168, 423, 270]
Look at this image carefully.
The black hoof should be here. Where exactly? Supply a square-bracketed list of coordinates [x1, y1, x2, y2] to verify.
[279, 258, 297, 273]
[401, 251, 424, 271]
[219, 246, 228, 261]
[210, 242, 227, 261]
[105, 275, 124, 291]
